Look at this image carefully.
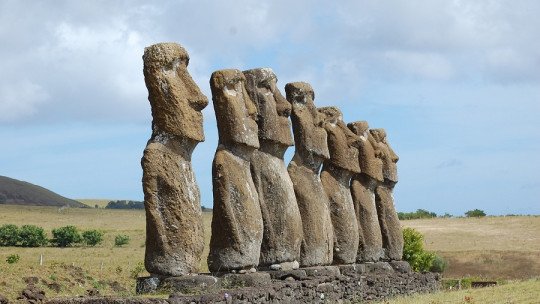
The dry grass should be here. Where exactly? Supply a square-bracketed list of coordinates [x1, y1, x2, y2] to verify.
[0, 205, 212, 300]
[76, 199, 111, 208]
[402, 216, 540, 279]
[1, 205, 539, 301]
[381, 279, 540, 304]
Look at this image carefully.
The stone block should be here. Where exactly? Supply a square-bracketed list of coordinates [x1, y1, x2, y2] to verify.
[219, 272, 272, 288]
[364, 262, 393, 273]
[390, 261, 411, 273]
[302, 266, 341, 277]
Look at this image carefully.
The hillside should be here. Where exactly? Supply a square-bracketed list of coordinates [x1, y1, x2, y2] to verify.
[0, 176, 86, 208]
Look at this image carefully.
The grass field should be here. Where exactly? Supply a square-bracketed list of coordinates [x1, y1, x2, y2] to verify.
[381, 278, 540, 304]
[1, 204, 539, 301]
[402, 216, 540, 279]
[76, 199, 112, 208]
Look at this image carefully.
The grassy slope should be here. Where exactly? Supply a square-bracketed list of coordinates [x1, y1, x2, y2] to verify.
[76, 199, 111, 208]
[1, 205, 539, 301]
[0, 176, 86, 208]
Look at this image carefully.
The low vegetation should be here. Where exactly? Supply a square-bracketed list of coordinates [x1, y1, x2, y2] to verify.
[0, 224, 104, 248]
[0, 204, 538, 301]
[465, 209, 487, 218]
[398, 209, 437, 220]
[381, 279, 540, 304]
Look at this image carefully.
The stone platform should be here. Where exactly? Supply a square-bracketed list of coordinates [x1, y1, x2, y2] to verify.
[47, 261, 439, 304]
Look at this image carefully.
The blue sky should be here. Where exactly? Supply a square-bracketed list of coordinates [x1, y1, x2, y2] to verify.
[1, 0, 539, 215]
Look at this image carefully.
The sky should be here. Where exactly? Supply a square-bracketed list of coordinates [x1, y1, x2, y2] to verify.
[1, 0, 539, 216]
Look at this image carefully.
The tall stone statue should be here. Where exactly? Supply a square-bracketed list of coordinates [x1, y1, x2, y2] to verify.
[243, 68, 303, 269]
[348, 121, 385, 262]
[141, 43, 208, 276]
[208, 69, 264, 272]
[319, 107, 360, 265]
[370, 128, 403, 261]
[286, 82, 333, 267]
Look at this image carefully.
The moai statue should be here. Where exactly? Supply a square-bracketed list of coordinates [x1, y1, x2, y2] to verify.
[348, 121, 385, 262]
[319, 107, 360, 265]
[207, 69, 264, 272]
[243, 68, 303, 270]
[286, 82, 333, 267]
[370, 128, 403, 261]
[141, 43, 208, 276]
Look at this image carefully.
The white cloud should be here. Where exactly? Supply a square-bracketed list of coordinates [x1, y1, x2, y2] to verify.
[0, 81, 49, 122]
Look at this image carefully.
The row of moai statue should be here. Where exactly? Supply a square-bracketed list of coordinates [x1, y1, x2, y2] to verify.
[141, 43, 403, 277]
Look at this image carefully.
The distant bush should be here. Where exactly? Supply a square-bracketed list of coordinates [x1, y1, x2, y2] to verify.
[398, 209, 437, 220]
[114, 234, 130, 247]
[0, 224, 20, 246]
[402, 227, 436, 272]
[51, 226, 82, 247]
[430, 255, 448, 273]
[106, 200, 144, 210]
[465, 209, 486, 218]
[82, 230, 104, 246]
[440, 213, 453, 218]
[6, 254, 20, 264]
[19, 225, 48, 247]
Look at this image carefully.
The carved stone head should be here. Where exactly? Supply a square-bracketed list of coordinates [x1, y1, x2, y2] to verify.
[285, 82, 330, 161]
[318, 107, 360, 174]
[143, 43, 208, 142]
[243, 68, 294, 150]
[210, 69, 259, 149]
[348, 121, 384, 181]
[370, 128, 398, 182]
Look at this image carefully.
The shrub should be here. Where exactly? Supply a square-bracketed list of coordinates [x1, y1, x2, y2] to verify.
[106, 200, 144, 210]
[19, 225, 48, 247]
[398, 209, 437, 220]
[82, 230, 104, 246]
[51, 226, 82, 247]
[6, 254, 20, 264]
[402, 227, 436, 272]
[0, 224, 20, 246]
[430, 255, 448, 273]
[114, 234, 130, 247]
[465, 209, 486, 217]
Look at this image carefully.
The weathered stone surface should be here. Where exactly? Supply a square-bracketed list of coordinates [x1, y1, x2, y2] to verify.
[348, 121, 384, 182]
[142, 43, 208, 276]
[338, 264, 366, 277]
[390, 260, 412, 273]
[208, 69, 263, 272]
[266, 269, 308, 280]
[136, 275, 219, 294]
[243, 68, 302, 268]
[371, 128, 403, 261]
[219, 273, 272, 288]
[371, 129, 398, 183]
[348, 121, 385, 263]
[318, 107, 360, 265]
[302, 266, 341, 277]
[19, 284, 46, 303]
[364, 261, 394, 273]
[285, 82, 333, 267]
[49, 263, 440, 303]
[375, 185, 403, 260]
